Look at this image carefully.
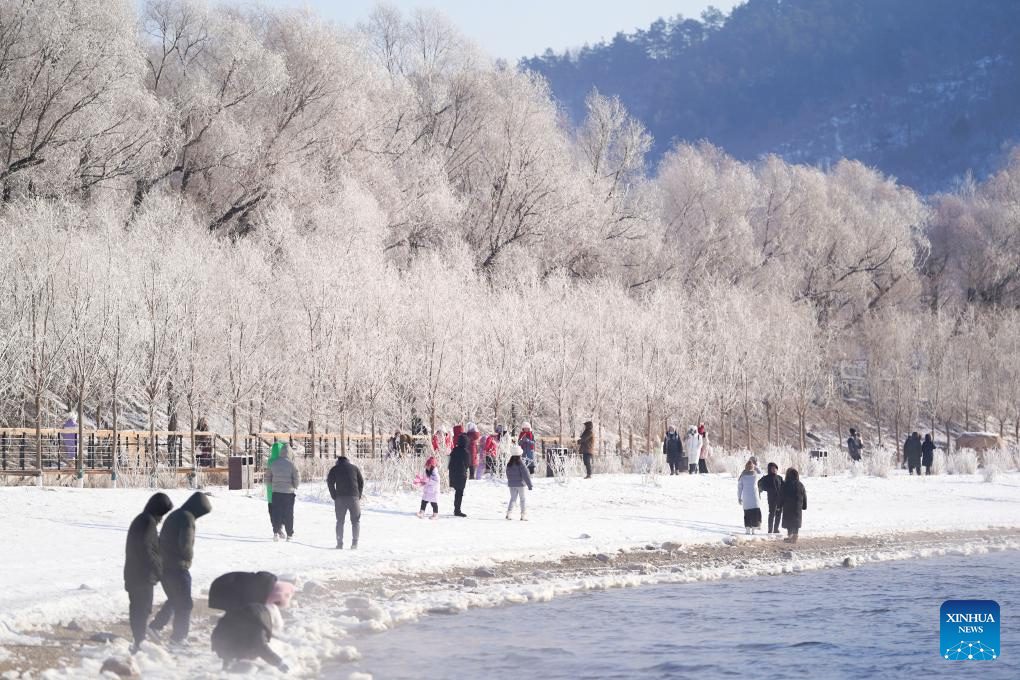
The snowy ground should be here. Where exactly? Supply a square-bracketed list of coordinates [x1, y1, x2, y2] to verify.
[3, 471, 1020, 678]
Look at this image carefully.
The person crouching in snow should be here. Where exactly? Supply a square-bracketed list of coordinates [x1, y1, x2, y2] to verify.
[124, 492, 174, 653]
[505, 452, 533, 520]
[211, 579, 295, 676]
[737, 461, 762, 535]
[417, 456, 441, 519]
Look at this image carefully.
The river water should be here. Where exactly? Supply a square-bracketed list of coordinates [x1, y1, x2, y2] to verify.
[341, 550, 1020, 679]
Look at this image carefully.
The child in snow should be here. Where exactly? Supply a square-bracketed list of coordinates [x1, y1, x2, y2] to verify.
[417, 456, 441, 519]
[210, 573, 294, 672]
[737, 461, 762, 534]
[780, 467, 807, 543]
[506, 452, 533, 520]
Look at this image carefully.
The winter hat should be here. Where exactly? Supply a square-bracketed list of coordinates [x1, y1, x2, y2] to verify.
[266, 580, 295, 608]
[697, 423, 705, 436]
[426, 456, 437, 468]
[466, 422, 477, 433]
[522, 421, 531, 431]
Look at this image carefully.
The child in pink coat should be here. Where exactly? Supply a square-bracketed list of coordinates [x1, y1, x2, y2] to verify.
[417, 456, 441, 519]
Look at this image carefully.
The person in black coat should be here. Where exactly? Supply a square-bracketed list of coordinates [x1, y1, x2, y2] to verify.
[327, 455, 364, 550]
[904, 432, 923, 475]
[779, 468, 807, 543]
[208, 571, 278, 612]
[662, 426, 684, 475]
[124, 492, 173, 653]
[757, 463, 784, 534]
[921, 434, 936, 475]
[448, 433, 470, 517]
[211, 603, 288, 672]
[151, 492, 212, 643]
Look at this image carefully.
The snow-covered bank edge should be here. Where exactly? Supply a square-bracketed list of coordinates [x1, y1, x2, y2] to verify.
[20, 529, 1020, 679]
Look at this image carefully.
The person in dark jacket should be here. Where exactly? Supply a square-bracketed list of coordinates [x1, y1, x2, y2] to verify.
[327, 455, 364, 550]
[151, 492, 212, 643]
[662, 425, 684, 475]
[448, 432, 470, 517]
[757, 463, 784, 534]
[578, 421, 595, 479]
[779, 468, 807, 543]
[208, 571, 278, 612]
[846, 428, 863, 462]
[211, 603, 288, 672]
[124, 492, 174, 653]
[922, 433, 936, 475]
[905, 432, 923, 475]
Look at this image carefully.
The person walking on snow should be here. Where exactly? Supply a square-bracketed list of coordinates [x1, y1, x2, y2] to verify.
[151, 492, 212, 644]
[327, 453, 364, 549]
[506, 453, 533, 520]
[847, 428, 864, 462]
[922, 433, 936, 475]
[518, 422, 536, 474]
[698, 423, 711, 473]
[265, 443, 300, 541]
[738, 461, 762, 534]
[905, 432, 923, 476]
[124, 492, 174, 653]
[449, 430, 471, 517]
[684, 426, 702, 474]
[663, 425, 684, 475]
[779, 468, 807, 543]
[417, 456, 441, 519]
[578, 421, 596, 478]
[757, 463, 784, 534]
[264, 442, 285, 534]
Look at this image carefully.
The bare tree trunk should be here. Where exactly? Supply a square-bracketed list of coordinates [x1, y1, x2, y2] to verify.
[645, 405, 651, 455]
[557, 399, 564, 447]
[341, 410, 347, 457]
[111, 386, 119, 486]
[76, 398, 84, 483]
[945, 421, 952, 456]
[231, 403, 239, 455]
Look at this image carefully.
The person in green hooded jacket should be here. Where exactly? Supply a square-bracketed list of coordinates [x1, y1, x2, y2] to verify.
[265, 442, 284, 534]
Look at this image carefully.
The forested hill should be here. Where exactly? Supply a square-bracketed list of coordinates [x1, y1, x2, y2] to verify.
[523, 0, 1020, 193]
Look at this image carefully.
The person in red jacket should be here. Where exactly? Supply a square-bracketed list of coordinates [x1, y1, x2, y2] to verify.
[465, 422, 480, 479]
[518, 423, 536, 474]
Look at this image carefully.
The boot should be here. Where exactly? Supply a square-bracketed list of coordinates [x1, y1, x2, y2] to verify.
[506, 511, 512, 520]
[745, 527, 751, 535]
[416, 511, 424, 518]
[430, 513, 438, 520]
[520, 511, 527, 521]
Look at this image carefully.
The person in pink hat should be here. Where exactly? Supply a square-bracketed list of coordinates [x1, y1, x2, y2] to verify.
[417, 456, 441, 519]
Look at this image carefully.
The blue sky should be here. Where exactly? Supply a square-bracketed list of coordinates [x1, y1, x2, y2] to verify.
[269, 1, 741, 60]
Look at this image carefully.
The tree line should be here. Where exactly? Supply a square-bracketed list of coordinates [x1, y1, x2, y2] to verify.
[1, 0, 1019, 461]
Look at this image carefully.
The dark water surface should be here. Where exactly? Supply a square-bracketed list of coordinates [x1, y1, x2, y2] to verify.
[341, 550, 1020, 679]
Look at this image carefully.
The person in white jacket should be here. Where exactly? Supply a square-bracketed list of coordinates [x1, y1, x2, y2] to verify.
[683, 426, 702, 474]
[737, 461, 762, 535]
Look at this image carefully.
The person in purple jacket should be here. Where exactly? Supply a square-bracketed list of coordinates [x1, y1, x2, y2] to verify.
[505, 453, 533, 521]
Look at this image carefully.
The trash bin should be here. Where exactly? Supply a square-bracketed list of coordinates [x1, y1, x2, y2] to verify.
[809, 449, 828, 460]
[228, 455, 254, 490]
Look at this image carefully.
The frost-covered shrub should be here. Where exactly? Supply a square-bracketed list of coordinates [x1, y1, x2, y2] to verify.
[631, 453, 665, 486]
[866, 448, 896, 478]
[981, 448, 1014, 472]
[946, 449, 979, 475]
[931, 450, 947, 475]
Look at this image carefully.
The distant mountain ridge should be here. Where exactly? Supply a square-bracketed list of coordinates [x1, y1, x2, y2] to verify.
[523, 0, 1020, 192]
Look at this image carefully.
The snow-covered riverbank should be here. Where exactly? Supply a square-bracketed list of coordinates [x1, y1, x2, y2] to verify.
[3, 471, 1020, 677]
